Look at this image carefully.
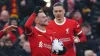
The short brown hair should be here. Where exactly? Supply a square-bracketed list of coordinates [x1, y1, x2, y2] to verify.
[36, 9, 44, 16]
[53, 2, 64, 8]
[38, 9, 44, 13]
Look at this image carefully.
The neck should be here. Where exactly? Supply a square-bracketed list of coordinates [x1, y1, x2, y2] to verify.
[55, 17, 65, 23]
[35, 24, 46, 32]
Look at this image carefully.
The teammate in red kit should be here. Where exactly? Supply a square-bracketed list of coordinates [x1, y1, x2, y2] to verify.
[47, 2, 87, 56]
[24, 7, 66, 56]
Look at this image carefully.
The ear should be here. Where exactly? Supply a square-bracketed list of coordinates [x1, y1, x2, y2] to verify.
[36, 20, 39, 24]
[35, 17, 39, 24]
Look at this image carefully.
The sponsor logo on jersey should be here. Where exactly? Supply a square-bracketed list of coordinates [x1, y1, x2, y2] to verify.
[59, 38, 70, 42]
[38, 41, 51, 49]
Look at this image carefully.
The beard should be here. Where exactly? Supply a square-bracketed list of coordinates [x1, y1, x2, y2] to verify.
[40, 22, 48, 26]
[40, 23, 48, 26]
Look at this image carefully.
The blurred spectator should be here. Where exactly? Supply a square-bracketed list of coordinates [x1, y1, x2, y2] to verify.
[3, 39, 13, 56]
[81, 22, 99, 52]
[17, 0, 46, 21]
[96, 16, 100, 37]
[22, 41, 31, 53]
[4, 39, 13, 47]
[76, 22, 99, 56]
[2, 17, 23, 44]
[11, 34, 30, 56]
[64, 0, 75, 17]
[95, 16, 100, 55]
[72, 10, 83, 25]
[7, 17, 23, 43]
[74, 0, 91, 22]
[0, 40, 4, 47]
[0, 10, 9, 22]
[0, 25, 17, 39]
[0, 0, 11, 12]
[0, 39, 6, 56]
[0, 33, 30, 56]
[84, 50, 97, 56]
[67, 0, 75, 16]
[81, 22, 92, 37]
[0, 10, 9, 30]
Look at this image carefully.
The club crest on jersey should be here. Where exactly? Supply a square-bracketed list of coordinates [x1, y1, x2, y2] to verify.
[66, 28, 69, 34]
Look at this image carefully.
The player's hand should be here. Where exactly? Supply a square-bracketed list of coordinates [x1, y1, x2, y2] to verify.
[73, 36, 80, 43]
[34, 6, 41, 14]
[3, 25, 17, 33]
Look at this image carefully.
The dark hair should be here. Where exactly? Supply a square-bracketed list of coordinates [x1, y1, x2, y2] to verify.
[9, 17, 20, 26]
[36, 10, 44, 16]
[53, 2, 64, 8]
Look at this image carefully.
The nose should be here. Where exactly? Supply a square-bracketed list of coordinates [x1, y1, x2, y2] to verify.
[56, 11, 61, 15]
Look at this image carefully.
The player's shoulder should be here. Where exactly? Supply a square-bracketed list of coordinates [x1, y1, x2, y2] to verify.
[48, 20, 55, 24]
[46, 28, 55, 35]
[46, 28, 54, 33]
[47, 20, 54, 28]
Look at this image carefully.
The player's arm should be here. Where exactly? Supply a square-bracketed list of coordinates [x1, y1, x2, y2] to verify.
[24, 6, 41, 35]
[74, 21, 87, 42]
[0, 25, 17, 38]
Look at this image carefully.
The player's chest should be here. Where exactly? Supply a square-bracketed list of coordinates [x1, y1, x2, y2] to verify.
[33, 34, 52, 49]
[52, 25, 74, 35]
[31, 32, 52, 43]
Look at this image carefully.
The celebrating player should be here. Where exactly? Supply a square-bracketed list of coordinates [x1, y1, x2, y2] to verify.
[47, 2, 87, 56]
[24, 6, 66, 56]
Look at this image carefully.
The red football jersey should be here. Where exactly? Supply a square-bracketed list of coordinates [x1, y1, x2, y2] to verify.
[47, 18, 86, 56]
[24, 12, 55, 56]
[27, 27, 54, 56]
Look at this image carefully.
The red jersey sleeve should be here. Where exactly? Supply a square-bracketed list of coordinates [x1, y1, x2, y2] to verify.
[74, 20, 87, 42]
[24, 13, 36, 35]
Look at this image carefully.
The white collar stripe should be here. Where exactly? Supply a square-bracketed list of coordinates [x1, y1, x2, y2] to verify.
[54, 17, 66, 25]
[35, 27, 46, 33]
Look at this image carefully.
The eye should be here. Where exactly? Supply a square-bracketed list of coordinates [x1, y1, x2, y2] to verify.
[54, 10, 58, 12]
[42, 16, 46, 18]
[59, 10, 62, 12]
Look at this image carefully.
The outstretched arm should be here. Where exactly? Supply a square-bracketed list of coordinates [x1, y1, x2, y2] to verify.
[24, 6, 41, 35]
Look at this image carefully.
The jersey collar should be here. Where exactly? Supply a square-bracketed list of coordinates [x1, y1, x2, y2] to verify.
[35, 26, 46, 33]
[54, 17, 66, 25]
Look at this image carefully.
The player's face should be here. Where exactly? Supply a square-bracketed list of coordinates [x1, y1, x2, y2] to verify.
[53, 6, 65, 19]
[38, 13, 48, 26]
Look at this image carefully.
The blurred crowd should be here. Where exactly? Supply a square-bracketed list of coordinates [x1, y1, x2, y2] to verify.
[0, 0, 100, 56]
